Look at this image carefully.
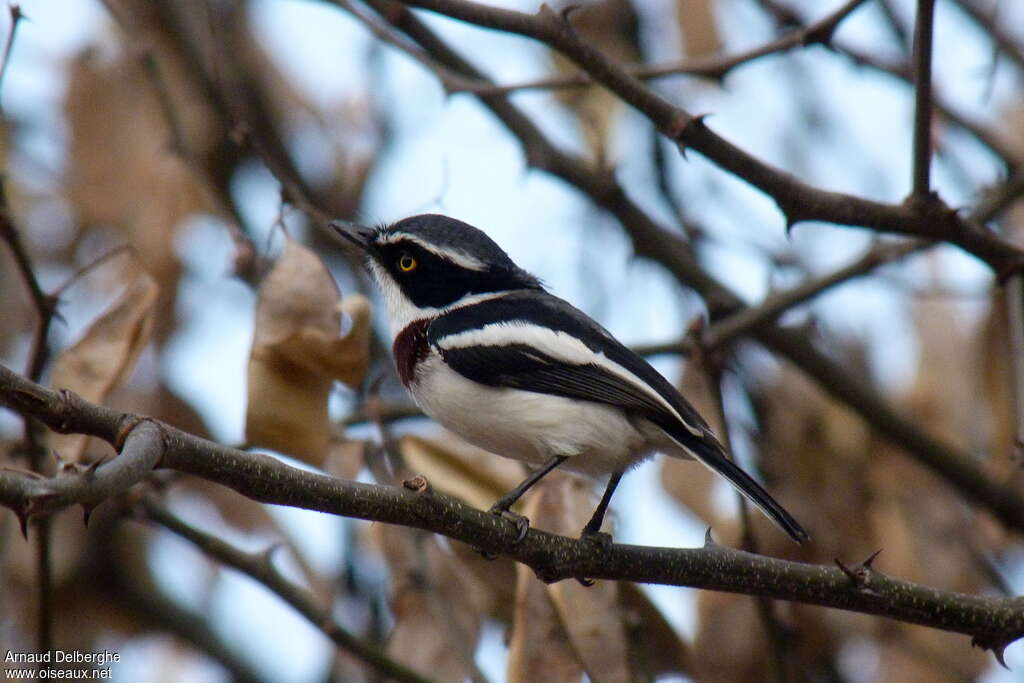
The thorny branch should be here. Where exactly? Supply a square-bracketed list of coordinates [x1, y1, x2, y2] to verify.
[635, 240, 926, 358]
[0, 3, 24, 111]
[391, 0, 1024, 277]
[1, 365, 1023, 660]
[399, 0, 869, 95]
[139, 500, 437, 683]
[0, 6, 58, 649]
[354, 0, 1024, 544]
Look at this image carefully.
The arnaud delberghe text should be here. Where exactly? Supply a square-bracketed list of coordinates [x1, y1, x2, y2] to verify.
[5, 651, 120, 666]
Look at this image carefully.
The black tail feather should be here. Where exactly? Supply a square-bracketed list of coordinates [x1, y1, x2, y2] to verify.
[660, 421, 809, 544]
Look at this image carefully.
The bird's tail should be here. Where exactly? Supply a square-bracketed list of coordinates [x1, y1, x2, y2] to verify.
[657, 418, 809, 544]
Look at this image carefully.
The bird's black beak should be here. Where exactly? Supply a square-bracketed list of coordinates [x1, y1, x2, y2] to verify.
[330, 220, 375, 251]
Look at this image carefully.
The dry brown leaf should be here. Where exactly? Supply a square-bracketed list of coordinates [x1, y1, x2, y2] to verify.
[64, 45, 213, 342]
[49, 271, 159, 462]
[550, 0, 639, 161]
[448, 540, 518, 624]
[693, 593, 769, 682]
[677, 0, 721, 58]
[507, 558, 583, 683]
[393, 434, 524, 624]
[528, 476, 631, 683]
[325, 439, 366, 481]
[377, 525, 487, 683]
[618, 583, 690, 680]
[245, 240, 371, 465]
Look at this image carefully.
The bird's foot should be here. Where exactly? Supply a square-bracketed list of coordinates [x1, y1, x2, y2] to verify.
[574, 529, 613, 586]
[490, 506, 531, 545]
[579, 529, 613, 553]
[474, 507, 530, 560]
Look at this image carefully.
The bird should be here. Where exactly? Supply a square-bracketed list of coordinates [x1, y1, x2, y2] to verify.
[334, 213, 808, 545]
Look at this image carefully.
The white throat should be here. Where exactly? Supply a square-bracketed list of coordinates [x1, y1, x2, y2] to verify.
[368, 260, 509, 340]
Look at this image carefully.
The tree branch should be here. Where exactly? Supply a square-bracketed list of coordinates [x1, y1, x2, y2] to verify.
[636, 240, 923, 357]
[0, 3, 24, 111]
[951, 0, 1024, 74]
[406, 0, 869, 95]
[354, 0, 1024, 542]
[0, 417, 164, 531]
[391, 0, 1024, 276]
[139, 500, 436, 683]
[835, 42, 1019, 169]
[0, 174, 59, 659]
[910, 0, 936, 199]
[0, 365, 1023, 659]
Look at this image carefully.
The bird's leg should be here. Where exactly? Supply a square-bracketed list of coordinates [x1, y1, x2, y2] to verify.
[579, 471, 622, 546]
[489, 455, 568, 544]
[572, 471, 623, 587]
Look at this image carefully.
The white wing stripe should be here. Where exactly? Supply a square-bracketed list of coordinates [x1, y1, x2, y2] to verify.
[437, 321, 703, 436]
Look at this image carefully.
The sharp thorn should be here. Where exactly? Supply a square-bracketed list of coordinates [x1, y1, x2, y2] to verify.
[862, 548, 883, 570]
[834, 558, 857, 584]
[973, 635, 1011, 669]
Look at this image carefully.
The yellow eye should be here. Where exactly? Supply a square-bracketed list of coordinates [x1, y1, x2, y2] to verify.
[398, 255, 417, 272]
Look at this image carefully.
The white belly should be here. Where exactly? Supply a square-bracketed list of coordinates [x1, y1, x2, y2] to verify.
[410, 354, 650, 476]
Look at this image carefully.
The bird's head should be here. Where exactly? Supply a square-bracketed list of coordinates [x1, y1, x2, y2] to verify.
[333, 214, 542, 332]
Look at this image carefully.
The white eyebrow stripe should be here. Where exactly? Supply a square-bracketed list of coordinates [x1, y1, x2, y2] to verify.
[377, 232, 487, 271]
[437, 321, 702, 436]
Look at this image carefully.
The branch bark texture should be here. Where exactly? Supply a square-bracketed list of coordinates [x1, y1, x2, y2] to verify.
[1, 364, 1023, 657]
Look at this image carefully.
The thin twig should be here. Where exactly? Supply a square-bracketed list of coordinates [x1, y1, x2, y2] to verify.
[141, 499, 437, 683]
[418, 0, 869, 94]
[836, 43, 1018, 168]
[0, 179, 59, 660]
[0, 183, 58, 401]
[951, 0, 1024, 74]
[911, 0, 936, 199]
[876, 0, 912, 53]
[0, 4, 25, 112]
[136, 48, 263, 282]
[50, 244, 133, 299]
[634, 240, 924, 357]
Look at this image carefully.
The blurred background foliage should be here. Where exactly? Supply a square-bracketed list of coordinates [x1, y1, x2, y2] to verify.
[1, 0, 1023, 681]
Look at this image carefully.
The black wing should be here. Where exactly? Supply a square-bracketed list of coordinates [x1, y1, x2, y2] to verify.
[430, 292, 808, 543]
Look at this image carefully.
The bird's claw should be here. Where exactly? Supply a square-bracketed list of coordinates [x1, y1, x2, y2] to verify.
[489, 506, 531, 545]
[575, 529, 612, 586]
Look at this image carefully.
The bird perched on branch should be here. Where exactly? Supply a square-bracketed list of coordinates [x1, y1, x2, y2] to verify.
[335, 214, 807, 545]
